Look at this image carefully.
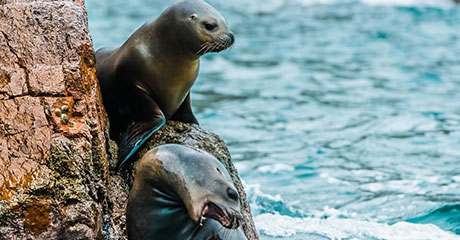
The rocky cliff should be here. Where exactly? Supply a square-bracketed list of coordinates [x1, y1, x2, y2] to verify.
[0, 0, 257, 239]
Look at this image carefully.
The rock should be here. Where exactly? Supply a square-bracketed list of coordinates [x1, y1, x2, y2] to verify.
[0, 0, 258, 239]
[28, 65, 66, 96]
[124, 121, 259, 240]
[0, 0, 119, 239]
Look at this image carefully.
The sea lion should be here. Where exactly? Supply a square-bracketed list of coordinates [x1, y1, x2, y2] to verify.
[127, 144, 247, 240]
[95, 0, 234, 168]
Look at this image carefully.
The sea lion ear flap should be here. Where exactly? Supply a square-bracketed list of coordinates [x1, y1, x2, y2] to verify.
[189, 14, 198, 20]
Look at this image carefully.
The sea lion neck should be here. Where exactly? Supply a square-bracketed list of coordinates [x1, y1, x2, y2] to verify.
[147, 16, 201, 62]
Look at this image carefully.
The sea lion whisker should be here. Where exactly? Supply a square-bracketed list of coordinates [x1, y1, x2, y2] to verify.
[221, 41, 228, 49]
[196, 48, 204, 55]
[196, 43, 210, 55]
[224, 40, 231, 48]
[216, 41, 226, 51]
[209, 42, 219, 50]
[200, 44, 210, 55]
[211, 42, 221, 52]
[196, 48, 205, 55]
[201, 42, 213, 53]
[209, 45, 220, 53]
[203, 43, 215, 54]
[209, 42, 222, 53]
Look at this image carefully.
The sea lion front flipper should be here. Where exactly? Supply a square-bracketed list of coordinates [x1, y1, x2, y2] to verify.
[117, 116, 166, 169]
[170, 93, 199, 125]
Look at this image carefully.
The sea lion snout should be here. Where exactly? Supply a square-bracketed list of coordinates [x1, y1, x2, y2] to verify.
[228, 32, 235, 43]
[200, 201, 242, 229]
[179, 0, 233, 55]
[196, 32, 234, 55]
[195, 173, 242, 229]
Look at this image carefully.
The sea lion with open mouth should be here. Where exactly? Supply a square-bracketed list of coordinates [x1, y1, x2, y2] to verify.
[127, 144, 247, 240]
[95, 0, 234, 168]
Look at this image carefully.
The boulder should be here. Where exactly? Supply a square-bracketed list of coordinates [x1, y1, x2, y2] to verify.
[0, 0, 257, 239]
[0, 0, 119, 238]
[136, 121, 258, 240]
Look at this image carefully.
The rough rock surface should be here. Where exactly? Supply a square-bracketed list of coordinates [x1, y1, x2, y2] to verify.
[0, 0, 119, 239]
[129, 121, 258, 240]
[0, 0, 258, 239]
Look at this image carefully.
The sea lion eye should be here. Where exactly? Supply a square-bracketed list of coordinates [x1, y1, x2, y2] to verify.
[227, 188, 238, 202]
[204, 22, 218, 31]
[216, 167, 222, 174]
[189, 14, 197, 20]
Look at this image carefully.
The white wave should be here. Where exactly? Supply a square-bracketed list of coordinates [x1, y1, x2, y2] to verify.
[245, 183, 307, 217]
[257, 163, 295, 174]
[236, 0, 286, 14]
[319, 173, 350, 185]
[360, 0, 454, 7]
[295, 0, 343, 6]
[228, 0, 455, 14]
[453, 175, 460, 182]
[310, 206, 358, 219]
[255, 213, 460, 240]
[295, 0, 455, 8]
[246, 183, 284, 202]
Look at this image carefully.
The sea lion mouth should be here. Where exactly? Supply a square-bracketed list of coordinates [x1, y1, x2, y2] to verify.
[199, 202, 239, 229]
[196, 33, 234, 55]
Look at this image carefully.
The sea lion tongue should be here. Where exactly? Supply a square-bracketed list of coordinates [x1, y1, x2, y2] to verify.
[202, 203, 232, 227]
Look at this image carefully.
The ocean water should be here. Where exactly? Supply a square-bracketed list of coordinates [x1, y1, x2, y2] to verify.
[86, 0, 460, 239]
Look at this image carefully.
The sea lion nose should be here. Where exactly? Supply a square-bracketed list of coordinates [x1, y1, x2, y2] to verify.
[228, 32, 235, 43]
[227, 188, 238, 201]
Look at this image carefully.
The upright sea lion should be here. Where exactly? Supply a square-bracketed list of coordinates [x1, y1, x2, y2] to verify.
[127, 144, 247, 240]
[96, 0, 234, 168]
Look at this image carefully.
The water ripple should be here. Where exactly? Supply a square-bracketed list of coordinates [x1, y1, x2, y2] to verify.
[87, 0, 460, 238]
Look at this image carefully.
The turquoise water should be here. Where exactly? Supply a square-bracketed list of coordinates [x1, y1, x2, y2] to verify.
[86, 0, 460, 239]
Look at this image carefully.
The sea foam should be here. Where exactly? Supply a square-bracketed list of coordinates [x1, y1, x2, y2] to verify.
[255, 213, 460, 240]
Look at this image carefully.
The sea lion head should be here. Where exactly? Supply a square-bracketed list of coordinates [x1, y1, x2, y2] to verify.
[182, 148, 242, 229]
[162, 0, 235, 56]
[134, 144, 242, 229]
